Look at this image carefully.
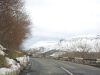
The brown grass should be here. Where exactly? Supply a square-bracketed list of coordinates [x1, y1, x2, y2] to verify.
[6, 50, 25, 59]
[0, 55, 7, 68]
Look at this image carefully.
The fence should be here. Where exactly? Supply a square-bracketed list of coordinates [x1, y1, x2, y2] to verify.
[56, 56, 100, 67]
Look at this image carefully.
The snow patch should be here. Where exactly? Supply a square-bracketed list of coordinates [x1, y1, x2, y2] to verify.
[0, 44, 29, 75]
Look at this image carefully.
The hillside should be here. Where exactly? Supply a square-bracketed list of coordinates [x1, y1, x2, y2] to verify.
[31, 35, 100, 52]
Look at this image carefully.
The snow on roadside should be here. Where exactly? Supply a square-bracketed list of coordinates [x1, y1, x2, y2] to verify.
[0, 50, 5, 56]
[16, 55, 30, 68]
[0, 56, 29, 75]
[0, 44, 29, 75]
[0, 44, 6, 56]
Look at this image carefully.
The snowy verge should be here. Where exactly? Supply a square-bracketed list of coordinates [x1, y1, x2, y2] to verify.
[0, 56, 29, 75]
[0, 44, 29, 75]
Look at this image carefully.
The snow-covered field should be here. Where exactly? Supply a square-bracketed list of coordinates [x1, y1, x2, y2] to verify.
[0, 44, 29, 75]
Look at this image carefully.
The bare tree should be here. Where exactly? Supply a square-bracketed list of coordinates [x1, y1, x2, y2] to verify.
[0, 0, 30, 50]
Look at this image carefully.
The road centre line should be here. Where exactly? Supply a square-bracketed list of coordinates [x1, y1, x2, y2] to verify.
[60, 67, 73, 75]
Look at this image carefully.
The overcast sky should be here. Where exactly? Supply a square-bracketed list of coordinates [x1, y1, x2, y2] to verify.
[23, 0, 100, 49]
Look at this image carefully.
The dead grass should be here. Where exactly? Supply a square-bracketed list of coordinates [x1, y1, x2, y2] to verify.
[0, 50, 25, 68]
[6, 50, 25, 59]
[0, 55, 7, 68]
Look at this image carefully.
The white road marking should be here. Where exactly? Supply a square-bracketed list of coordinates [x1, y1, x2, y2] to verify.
[61, 67, 73, 75]
[27, 73, 30, 75]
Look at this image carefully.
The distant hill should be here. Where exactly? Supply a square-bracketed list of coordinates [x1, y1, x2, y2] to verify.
[42, 50, 59, 56]
[30, 35, 100, 55]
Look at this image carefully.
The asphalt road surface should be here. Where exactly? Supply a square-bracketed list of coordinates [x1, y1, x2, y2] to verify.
[20, 58, 100, 75]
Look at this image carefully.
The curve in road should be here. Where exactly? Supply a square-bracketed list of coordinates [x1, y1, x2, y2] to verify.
[20, 58, 100, 75]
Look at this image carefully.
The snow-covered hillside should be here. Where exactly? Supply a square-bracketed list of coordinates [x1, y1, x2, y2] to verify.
[30, 41, 59, 52]
[31, 35, 100, 52]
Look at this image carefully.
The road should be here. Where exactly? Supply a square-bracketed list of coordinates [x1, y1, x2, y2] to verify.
[20, 58, 100, 75]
